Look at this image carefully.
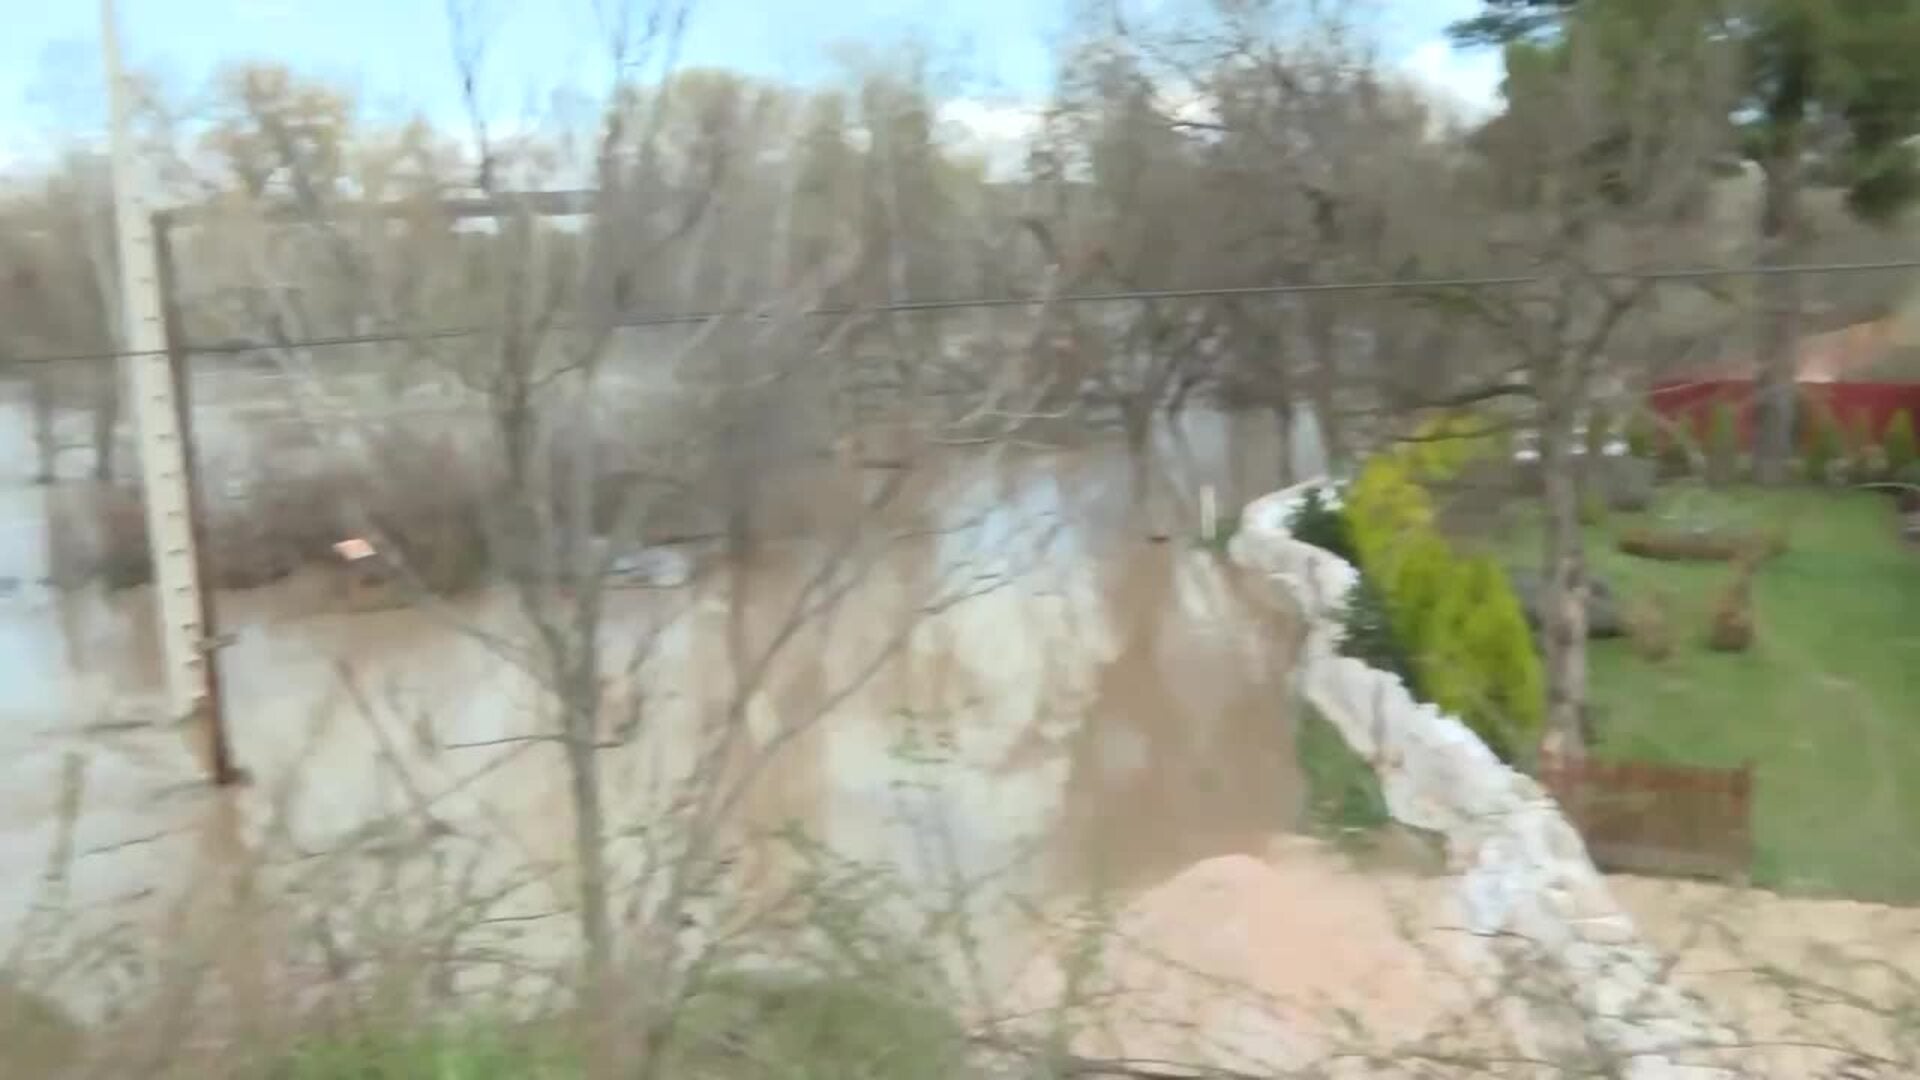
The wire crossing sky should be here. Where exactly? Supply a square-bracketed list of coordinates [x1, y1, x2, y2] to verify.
[13, 256, 1920, 369]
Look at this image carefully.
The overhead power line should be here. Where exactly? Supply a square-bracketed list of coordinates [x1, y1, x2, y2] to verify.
[10, 255, 1920, 369]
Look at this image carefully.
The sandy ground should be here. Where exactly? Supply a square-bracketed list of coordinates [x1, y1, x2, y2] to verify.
[1617, 876, 1920, 1076]
[1002, 836, 1501, 1076]
[1004, 837, 1920, 1078]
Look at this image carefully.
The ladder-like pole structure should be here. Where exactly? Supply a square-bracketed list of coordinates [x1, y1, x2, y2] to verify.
[101, 0, 238, 784]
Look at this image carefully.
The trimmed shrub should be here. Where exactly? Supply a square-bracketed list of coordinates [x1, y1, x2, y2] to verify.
[1379, 532, 1454, 650]
[1884, 409, 1917, 476]
[1579, 489, 1609, 527]
[1803, 406, 1842, 484]
[1624, 411, 1658, 460]
[1705, 401, 1740, 484]
[1343, 450, 1545, 761]
[1345, 454, 1435, 572]
[1399, 411, 1499, 481]
[1617, 526, 1789, 563]
[1285, 484, 1355, 563]
[1411, 556, 1545, 763]
[1337, 572, 1416, 688]
[1623, 594, 1676, 662]
[1706, 551, 1761, 652]
[1847, 411, 1886, 482]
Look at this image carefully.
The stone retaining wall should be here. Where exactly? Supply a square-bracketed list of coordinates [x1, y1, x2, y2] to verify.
[1230, 481, 1744, 1079]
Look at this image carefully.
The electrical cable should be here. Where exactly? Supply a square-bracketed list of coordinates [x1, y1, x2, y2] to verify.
[9, 256, 1920, 368]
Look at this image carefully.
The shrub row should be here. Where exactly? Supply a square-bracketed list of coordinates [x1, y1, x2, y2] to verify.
[1290, 432, 1546, 764]
[1646, 401, 1920, 486]
[1802, 404, 1919, 484]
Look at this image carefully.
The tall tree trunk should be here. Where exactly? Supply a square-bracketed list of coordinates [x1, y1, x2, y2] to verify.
[81, 170, 125, 485]
[562, 660, 615, 1076]
[1538, 396, 1591, 761]
[1305, 296, 1346, 473]
[1753, 142, 1805, 485]
[1123, 407, 1161, 539]
[564, 683, 611, 969]
[874, 128, 922, 417]
[29, 373, 57, 485]
[90, 373, 118, 483]
[1269, 404, 1295, 489]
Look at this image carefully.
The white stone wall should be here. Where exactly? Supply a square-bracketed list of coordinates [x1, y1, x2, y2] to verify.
[1231, 481, 1745, 1079]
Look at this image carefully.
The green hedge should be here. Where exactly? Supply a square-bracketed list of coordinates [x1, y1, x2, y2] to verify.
[1885, 409, 1917, 475]
[1285, 484, 1355, 562]
[1342, 448, 1545, 762]
[1803, 403, 1843, 481]
[1706, 401, 1740, 482]
[1284, 485, 1414, 686]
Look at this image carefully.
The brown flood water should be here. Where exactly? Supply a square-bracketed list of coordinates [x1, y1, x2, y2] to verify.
[0, 401, 1310, 1013]
[11, 396, 1919, 1075]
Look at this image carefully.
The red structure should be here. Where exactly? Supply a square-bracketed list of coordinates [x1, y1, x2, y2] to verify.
[1648, 315, 1920, 442]
[1648, 379, 1920, 444]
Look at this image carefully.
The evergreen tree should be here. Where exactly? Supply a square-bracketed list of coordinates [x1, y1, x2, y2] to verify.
[1453, 0, 1920, 483]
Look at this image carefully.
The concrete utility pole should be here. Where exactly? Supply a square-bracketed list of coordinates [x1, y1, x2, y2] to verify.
[101, 0, 238, 783]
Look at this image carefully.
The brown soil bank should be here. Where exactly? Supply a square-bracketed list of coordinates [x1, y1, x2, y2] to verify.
[1008, 839, 1920, 1077]
[1004, 837, 1515, 1077]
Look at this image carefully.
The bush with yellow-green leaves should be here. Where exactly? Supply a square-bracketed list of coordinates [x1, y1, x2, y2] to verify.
[1342, 437, 1545, 763]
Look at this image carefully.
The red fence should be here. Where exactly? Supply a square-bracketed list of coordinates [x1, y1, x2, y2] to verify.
[1649, 379, 1920, 444]
[1536, 752, 1755, 882]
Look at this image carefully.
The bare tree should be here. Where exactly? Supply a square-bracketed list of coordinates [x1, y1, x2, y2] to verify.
[0, 157, 127, 484]
[1050, 0, 1733, 756]
[123, 9, 1064, 1077]
[1383, 11, 1736, 756]
[1016, 45, 1227, 533]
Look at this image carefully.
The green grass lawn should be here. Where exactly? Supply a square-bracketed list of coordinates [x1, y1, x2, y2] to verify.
[1494, 484, 1920, 902]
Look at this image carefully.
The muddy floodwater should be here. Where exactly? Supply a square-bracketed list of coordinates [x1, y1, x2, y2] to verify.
[0, 393, 1318, 1013]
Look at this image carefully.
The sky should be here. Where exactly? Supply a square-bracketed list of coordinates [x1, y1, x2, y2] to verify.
[0, 0, 1503, 173]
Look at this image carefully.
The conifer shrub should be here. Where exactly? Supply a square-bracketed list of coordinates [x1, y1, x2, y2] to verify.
[1284, 484, 1354, 563]
[1847, 411, 1886, 482]
[1803, 405, 1843, 484]
[1706, 401, 1741, 484]
[1341, 447, 1546, 761]
[1883, 409, 1916, 476]
[1624, 412, 1658, 460]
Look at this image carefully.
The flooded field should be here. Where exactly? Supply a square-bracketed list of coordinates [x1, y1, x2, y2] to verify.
[0, 388, 1328, 1018]
[8, 380, 1920, 1078]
